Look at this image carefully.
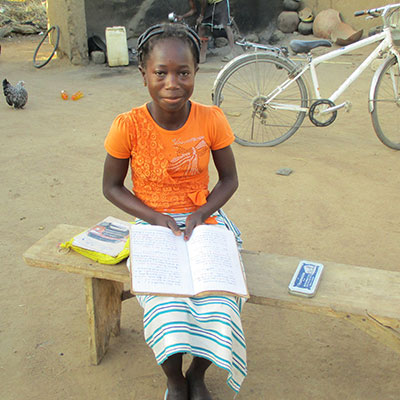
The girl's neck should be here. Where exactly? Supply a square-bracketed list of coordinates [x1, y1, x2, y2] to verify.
[147, 101, 192, 131]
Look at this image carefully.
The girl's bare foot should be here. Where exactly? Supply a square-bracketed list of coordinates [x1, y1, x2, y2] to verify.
[186, 358, 212, 400]
[166, 378, 189, 400]
[162, 354, 189, 400]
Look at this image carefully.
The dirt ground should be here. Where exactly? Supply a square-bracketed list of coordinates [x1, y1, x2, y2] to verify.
[1, 35, 400, 400]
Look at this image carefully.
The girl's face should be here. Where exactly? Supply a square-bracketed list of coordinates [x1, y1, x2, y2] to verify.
[140, 37, 198, 117]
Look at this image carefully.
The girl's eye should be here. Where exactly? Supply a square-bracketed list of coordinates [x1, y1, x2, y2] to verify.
[155, 71, 166, 77]
[180, 71, 190, 77]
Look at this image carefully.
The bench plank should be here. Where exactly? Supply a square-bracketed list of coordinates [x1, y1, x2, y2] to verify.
[243, 251, 400, 323]
[24, 224, 400, 323]
[23, 224, 400, 363]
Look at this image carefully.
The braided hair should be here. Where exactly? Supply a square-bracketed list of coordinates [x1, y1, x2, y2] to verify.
[137, 23, 201, 67]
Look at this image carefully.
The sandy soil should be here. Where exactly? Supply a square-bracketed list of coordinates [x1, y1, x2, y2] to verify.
[1, 35, 400, 400]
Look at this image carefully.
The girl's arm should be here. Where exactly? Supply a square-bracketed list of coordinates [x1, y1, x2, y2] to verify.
[102, 154, 181, 234]
[184, 145, 238, 239]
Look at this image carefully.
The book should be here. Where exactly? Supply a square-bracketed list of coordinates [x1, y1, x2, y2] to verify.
[72, 216, 131, 257]
[129, 224, 249, 298]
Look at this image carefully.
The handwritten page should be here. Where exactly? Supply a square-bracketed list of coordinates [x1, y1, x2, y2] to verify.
[187, 225, 247, 296]
[129, 224, 248, 297]
[130, 225, 194, 295]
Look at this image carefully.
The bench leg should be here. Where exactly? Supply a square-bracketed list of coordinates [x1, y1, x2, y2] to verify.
[84, 277, 124, 365]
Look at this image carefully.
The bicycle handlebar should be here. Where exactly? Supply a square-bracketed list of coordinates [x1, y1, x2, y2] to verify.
[354, 3, 400, 18]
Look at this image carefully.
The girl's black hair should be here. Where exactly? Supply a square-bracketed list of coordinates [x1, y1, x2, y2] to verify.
[137, 23, 201, 66]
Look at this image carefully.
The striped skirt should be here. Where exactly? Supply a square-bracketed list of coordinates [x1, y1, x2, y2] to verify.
[134, 211, 247, 393]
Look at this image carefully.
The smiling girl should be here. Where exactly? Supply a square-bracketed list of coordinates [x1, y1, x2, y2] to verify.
[102, 23, 246, 400]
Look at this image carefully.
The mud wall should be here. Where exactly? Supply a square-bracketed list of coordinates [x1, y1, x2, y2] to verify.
[84, 0, 284, 42]
[46, 0, 88, 65]
[47, 0, 389, 65]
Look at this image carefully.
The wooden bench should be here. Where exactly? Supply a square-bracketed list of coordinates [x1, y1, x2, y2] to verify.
[23, 224, 400, 365]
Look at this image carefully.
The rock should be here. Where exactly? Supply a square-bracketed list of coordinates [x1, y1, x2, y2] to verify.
[215, 37, 228, 48]
[258, 24, 275, 44]
[299, 7, 314, 22]
[258, 30, 271, 44]
[277, 11, 299, 34]
[313, 9, 341, 39]
[283, 0, 300, 12]
[269, 30, 286, 44]
[313, 9, 363, 45]
[331, 23, 363, 45]
[12, 23, 38, 35]
[298, 21, 313, 35]
[0, 24, 13, 38]
[91, 50, 106, 64]
[246, 33, 259, 43]
[276, 168, 293, 176]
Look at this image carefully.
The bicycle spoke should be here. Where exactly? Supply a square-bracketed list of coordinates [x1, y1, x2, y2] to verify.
[213, 53, 308, 146]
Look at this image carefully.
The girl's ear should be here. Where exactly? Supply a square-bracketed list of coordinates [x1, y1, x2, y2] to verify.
[138, 65, 147, 86]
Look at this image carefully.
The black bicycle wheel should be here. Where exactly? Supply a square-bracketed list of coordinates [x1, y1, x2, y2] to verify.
[213, 52, 308, 146]
[33, 25, 60, 69]
[371, 55, 400, 150]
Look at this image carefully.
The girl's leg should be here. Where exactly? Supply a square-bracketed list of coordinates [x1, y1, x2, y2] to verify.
[186, 357, 213, 400]
[161, 353, 188, 400]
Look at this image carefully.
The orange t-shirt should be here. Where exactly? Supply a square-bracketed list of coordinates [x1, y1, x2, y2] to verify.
[104, 101, 234, 213]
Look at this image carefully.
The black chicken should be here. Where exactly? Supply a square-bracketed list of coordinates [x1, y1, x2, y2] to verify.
[3, 79, 28, 109]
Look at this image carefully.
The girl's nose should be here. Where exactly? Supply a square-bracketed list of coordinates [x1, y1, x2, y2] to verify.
[165, 73, 179, 89]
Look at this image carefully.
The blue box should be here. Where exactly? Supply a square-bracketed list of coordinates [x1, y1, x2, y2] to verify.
[288, 260, 324, 297]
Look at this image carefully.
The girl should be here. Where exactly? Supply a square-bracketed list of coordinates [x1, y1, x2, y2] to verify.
[102, 23, 246, 400]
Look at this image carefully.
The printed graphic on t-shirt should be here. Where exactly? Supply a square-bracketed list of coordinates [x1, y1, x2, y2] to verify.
[168, 137, 208, 176]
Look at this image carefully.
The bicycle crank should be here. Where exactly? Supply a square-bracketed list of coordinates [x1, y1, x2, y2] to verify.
[309, 99, 338, 127]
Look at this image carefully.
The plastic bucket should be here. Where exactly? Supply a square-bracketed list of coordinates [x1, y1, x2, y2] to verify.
[105, 26, 129, 67]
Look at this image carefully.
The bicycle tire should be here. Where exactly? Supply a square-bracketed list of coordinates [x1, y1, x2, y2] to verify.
[213, 52, 308, 147]
[33, 25, 60, 69]
[370, 55, 400, 150]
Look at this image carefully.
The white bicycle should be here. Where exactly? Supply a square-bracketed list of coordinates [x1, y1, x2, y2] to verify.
[212, 3, 400, 149]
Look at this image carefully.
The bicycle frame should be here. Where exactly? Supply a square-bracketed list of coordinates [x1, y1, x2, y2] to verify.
[268, 28, 400, 113]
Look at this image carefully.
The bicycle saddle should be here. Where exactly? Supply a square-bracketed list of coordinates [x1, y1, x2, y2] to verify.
[290, 39, 332, 54]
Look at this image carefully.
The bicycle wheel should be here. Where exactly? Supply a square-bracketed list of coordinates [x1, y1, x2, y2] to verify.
[33, 25, 60, 69]
[371, 55, 400, 150]
[213, 52, 308, 146]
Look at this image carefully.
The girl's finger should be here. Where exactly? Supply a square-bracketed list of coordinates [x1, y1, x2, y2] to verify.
[183, 226, 192, 241]
[183, 221, 196, 241]
[167, 219, 182, 236]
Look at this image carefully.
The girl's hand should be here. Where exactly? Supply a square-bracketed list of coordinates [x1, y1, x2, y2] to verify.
[153, 213, 182, 236]
[184, 211, 204, 241]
